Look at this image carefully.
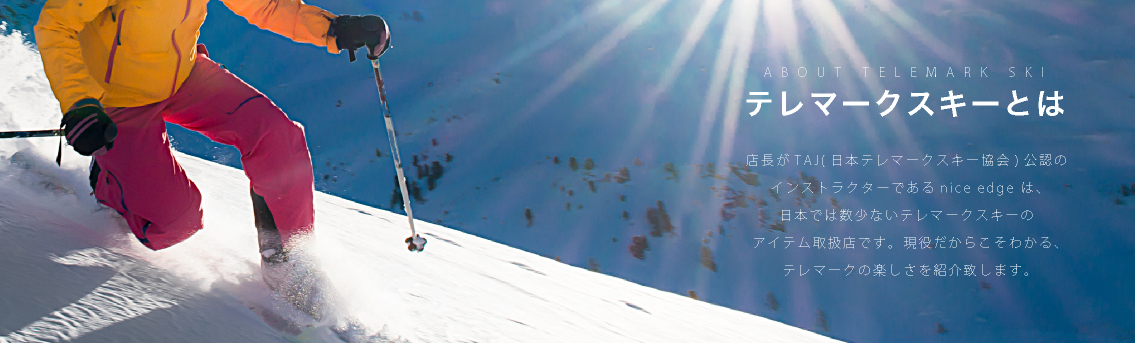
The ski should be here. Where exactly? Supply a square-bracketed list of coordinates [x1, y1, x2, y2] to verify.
[7, 149, 77, 195]
[244, 293, 400, 343]
[243, 290, 348, 343]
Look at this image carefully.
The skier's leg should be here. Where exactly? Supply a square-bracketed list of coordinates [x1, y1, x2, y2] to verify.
[93, 104, 204, 250]
[161, 46, 326, 318]
[162, 45, 315, 249]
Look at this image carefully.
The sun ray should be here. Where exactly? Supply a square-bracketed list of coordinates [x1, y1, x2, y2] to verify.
[808, 0, 929, 184]
[800, 0, 880, 94]
[686, 0, 751, 170]
[518, 0, 673, 118]
[645, 0, 726, 108]
[759, 1, 813, 161]
[762, 0, 804, 70]
[471, 0, 673, 160]
[800, 1, 884, 144]
[611, 0, 725, 172]
[715, 0, 761, 167]
[865, 0, 962, 66]
[498, 0, 625, 70]
[666, 0, 758, 259]
[689, 0, 761, 301]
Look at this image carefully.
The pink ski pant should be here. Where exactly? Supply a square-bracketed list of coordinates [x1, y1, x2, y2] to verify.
[93, 45, 314, 250]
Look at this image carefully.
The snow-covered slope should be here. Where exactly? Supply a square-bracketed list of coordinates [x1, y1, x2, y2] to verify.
[0, 30, 838, 342]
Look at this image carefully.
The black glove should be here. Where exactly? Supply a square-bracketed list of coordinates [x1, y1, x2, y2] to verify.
[61, 98, 117, 156]
[332, 14, 390, 61]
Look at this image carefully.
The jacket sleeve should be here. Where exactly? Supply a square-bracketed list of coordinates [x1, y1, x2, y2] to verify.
[34, 0, 115, 114]
[221, 0, 341, 53]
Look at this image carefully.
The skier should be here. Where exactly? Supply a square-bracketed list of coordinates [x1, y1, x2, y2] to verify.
[34, 0, 390, 317]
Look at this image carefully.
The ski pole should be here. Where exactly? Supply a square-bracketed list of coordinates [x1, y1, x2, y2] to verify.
[368, 53, 426, 252]
[0, 129, 63, 139]
[0, 129, 65, 166]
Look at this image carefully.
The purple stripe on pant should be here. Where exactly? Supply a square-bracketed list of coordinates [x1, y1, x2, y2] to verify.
[93, 44, 315, 250]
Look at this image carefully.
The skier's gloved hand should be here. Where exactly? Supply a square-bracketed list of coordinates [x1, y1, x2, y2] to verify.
[61, 98, 117, 156]
[332, 14, 390, 61]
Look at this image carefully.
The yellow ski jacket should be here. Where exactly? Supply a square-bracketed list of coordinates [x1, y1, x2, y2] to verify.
[35, 0, 341, 113]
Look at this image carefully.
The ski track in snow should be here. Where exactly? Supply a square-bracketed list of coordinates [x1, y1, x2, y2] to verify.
[0, 27, 838, 343]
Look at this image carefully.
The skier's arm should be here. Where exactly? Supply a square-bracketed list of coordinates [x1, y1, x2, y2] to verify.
[220, 0, 340, 53]
[34, 0, 115, 114]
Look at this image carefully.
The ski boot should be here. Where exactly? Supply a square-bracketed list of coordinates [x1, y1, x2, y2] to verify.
[253, 189, 331, 320]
